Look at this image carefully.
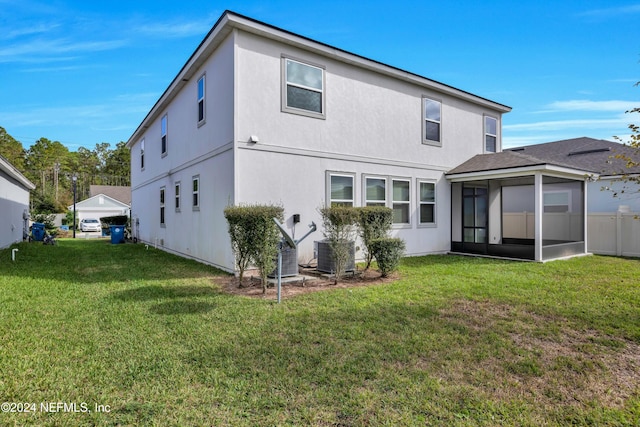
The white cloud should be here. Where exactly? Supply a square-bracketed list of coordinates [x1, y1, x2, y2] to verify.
[542, 100, 638, 113]
[0, 38, 127, 63]
[579, 4, 640, 18]
[504, 118, 629, 132]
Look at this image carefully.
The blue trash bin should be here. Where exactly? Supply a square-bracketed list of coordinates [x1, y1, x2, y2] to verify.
[110, 225, 125, 244]
[32, 222, 46, 241]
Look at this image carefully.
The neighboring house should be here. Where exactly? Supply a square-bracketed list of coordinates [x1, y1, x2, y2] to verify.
[90, 185, 132, 205]
[446, 137, 640, 261]
[68, 193, 130, 224]
[0, 154, 35, 248]
[126, 10, 512, 272]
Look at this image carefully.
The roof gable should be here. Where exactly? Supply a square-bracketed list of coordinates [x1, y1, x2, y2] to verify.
[69, 193, 130, 210]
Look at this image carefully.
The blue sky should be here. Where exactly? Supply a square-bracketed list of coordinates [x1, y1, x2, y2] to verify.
[1, 0, 639, 151]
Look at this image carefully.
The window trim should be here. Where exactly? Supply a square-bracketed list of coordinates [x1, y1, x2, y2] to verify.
[192, 175, 200, 211]
[391, 178, 411, 227]
[174, 182, 181, 212]
[197, 74, 206, 126]
[422, 96, 442, 147]
[326, 171, 355, 207]
[140, 138, 145, 171]
[417, 179, 437, 227]
[282, 56, 326, 119]
[161, 114, 168, 157]
[160, 186, 166, 227]
[484, 115, 498, 153]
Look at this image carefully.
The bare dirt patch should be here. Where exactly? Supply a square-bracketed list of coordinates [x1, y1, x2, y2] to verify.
[217, 267, 398, 300]
[437, 299, 640, 409]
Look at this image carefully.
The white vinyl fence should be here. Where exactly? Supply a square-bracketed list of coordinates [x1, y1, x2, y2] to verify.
[588, 211, 640, 257]
[503, 210, 640, 257]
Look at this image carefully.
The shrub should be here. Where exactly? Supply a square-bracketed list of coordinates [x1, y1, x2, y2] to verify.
[100, 215, 129, 227]
[224, 204, 284, 292]
[319, 206, 359, 284]
[369, 238, 405, 277]
[32, 213, 56, 231]
[356, 206, 393, 270]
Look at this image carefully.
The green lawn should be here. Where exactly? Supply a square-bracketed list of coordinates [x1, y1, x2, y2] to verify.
[1, 239, 639, 426]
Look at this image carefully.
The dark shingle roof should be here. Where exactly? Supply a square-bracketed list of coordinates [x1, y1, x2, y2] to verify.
[89, 185, 131, 205]
[447, 137, 640, 176]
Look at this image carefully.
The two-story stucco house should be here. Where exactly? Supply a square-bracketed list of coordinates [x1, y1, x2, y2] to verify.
[126, 10, 512, 272]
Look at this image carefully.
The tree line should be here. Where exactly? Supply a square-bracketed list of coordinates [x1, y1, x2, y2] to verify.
[0, 126, 130, 214]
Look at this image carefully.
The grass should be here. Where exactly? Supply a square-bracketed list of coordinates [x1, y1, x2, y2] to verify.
[0, 239, 639, 426]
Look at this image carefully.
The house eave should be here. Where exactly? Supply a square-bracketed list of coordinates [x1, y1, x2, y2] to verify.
[0, 155, 36, 191]
[445, 164, 595, 182]
[126, 10, 511, 149]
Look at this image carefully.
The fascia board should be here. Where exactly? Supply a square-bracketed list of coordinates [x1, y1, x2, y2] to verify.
[446, 164, 593, 182]
[0, 156, 36, 190]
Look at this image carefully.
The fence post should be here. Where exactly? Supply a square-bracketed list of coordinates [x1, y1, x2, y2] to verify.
[616, 210, 623, 257]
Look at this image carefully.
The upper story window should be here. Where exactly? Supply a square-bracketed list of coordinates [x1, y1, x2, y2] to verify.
[140, 138, 145, 170]
[485, 116, 497, 152]
[423, 97, 442, 146]
[161, 114, 168, 156]
[328, 173, 354, 207]
[418, 180, 436, 225]
[197, 75, 205, 125]
[283, 57, 325, 119]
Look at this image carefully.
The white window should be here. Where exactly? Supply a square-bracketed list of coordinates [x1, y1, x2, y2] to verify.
[423, 97, 441, 145]
[392, 179, 411, 224]
[192, 176, 200, 210]
[161, 114, 168, 156]
[418, 180, 436, 225]
[328, 173, 354, 207]
[197, 75, 205, 124]
[365, 177, 386, 207]
[160, 187, 166, 226]
[283, 57, 325, 118]
[140, 138, 145, 170]
[175, 182, 181, 212]
[485, 116, 497, 153]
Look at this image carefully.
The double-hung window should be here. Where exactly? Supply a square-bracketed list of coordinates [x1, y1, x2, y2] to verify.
[328, 173, 354, 207]
[160, 187, 165, 226]
[423, 97, 442, 145]
[161, 114, 168, 156]
[192, 176, 200, 210]
[197, 75, 205, 124]
[365, 177, 387, 207]
[392, 179, 411, 224]
[140, 138, 145, 170]
[283, 57, 325, 118]
[418, 180, 436, 225]
[485, 116, 497, 152]
[175, 182, 181, 212]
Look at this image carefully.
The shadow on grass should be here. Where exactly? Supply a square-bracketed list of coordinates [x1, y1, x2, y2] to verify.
[0, 240, 227, 284]
[112, 285, 221, 315]
[111, 285, 221, 302]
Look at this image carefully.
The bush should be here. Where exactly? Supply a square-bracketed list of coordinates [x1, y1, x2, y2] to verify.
[369, 238, 405, 277]
[356, 206, 393, 270]
[100, 215, 129, 227]
[224, 204, 284, 292]
[319, 206, 359, 284]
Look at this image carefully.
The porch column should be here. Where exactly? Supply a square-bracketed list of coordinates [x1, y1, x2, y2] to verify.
[583, 178, 588, 254]
[534, 172, 543, 261]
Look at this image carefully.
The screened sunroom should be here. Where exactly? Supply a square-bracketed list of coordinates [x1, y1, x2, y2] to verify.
[446, 151, 591, 261]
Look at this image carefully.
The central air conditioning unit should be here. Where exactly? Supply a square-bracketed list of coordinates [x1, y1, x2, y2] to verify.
[268, 246, 298, 278]
[316, 240, 355, 273]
